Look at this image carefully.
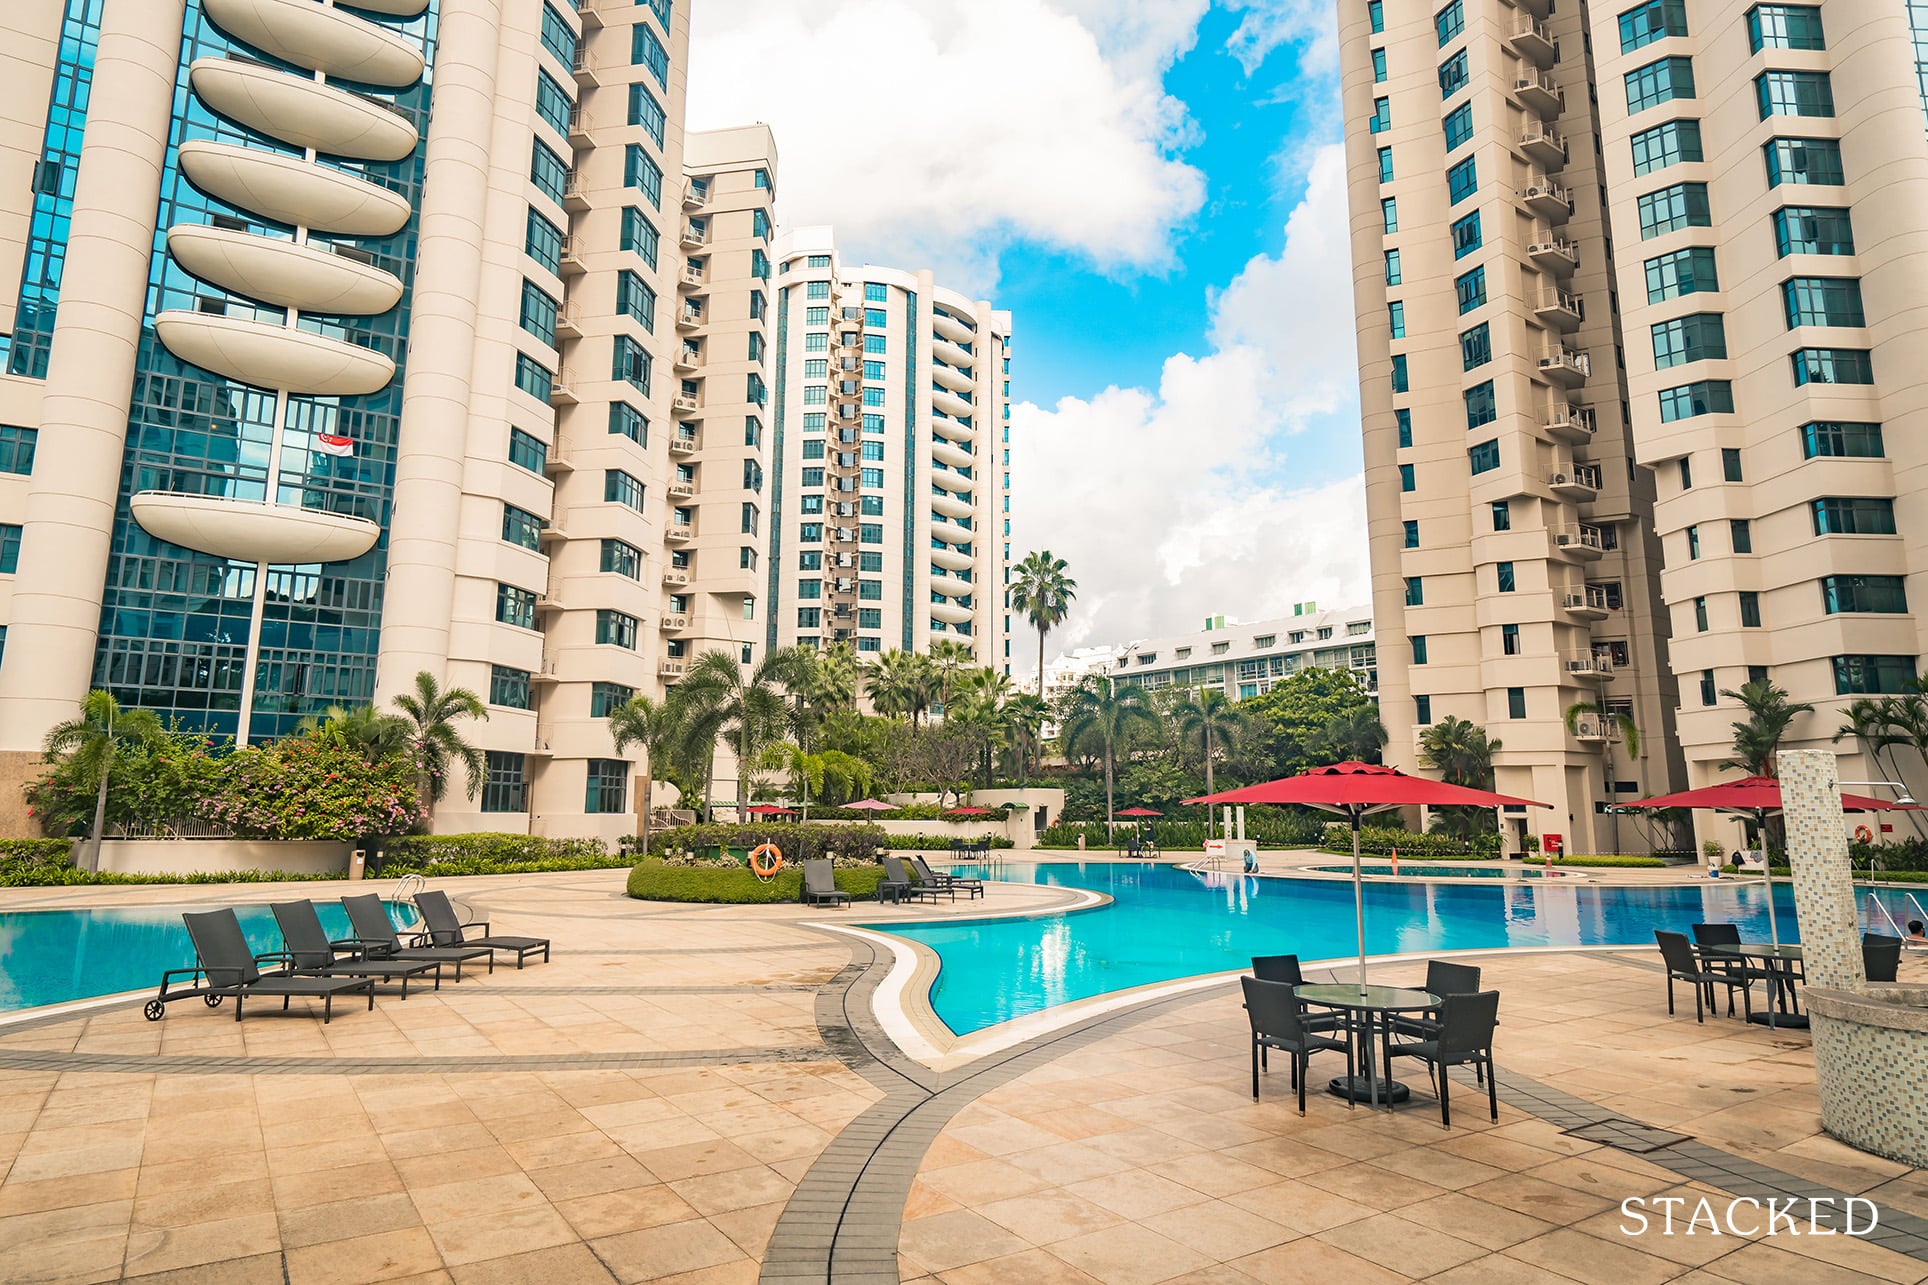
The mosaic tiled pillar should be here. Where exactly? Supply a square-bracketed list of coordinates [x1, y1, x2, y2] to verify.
[1780, 749, 1863, 990]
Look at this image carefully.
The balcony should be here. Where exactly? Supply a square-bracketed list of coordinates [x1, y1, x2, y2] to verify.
[1508, 0, 1552, 18]
[1511, 73, 1563, 117]
[669, 430, 698, 455]
[679, 265, 706, 290]
[1562, 586, 1612, 620]
[567, 108, 591, 149]
[548, 377, 580, 405]
[659, 659, 686, 678]
[1533, 289, 1583, 331]
[1548, 464, 1601, 500]
[1519, 121, 1569, 170]
[1563, 648, 1614, 678]
[1521, 174, 1571, 223]
[672, 393, 699, 414]
[570, 49, 606, 88]
[676, 304, 702, 331]
[1543, 402, 1596, 444]
[666, 481, 694, 500]
[530, 661, 561, 685]
[662, 568, 690, 586]
[682, 180, 706, 210]
[1507, 15, 1557, 66]
[1535, 346, 1590, 387]
[543, 448, 574, 475]
[537, 521, 568, 545]
[659, 613, 688, 631]
[1527, 235, 1580, 274]
[680, 223, 708, 249]
[562, 172, 590, 212]
[1570, 712, 1612, 743]
[1551, 523, 1607, 560]
[665, 523, 693, 544]
[554, 305, 582, 339]
[558, 236, 587, 276]
[535, 595, 566, 615]
[674, 346, 699, 373]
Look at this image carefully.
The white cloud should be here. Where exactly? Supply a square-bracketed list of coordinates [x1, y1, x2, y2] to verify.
[685, 0, 1206, 292]
[1008, 144, 1365, 666]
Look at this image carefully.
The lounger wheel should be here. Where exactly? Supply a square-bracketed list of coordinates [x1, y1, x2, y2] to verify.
[204, 994, 223, 1008]
[143, 1000, 165, 1022]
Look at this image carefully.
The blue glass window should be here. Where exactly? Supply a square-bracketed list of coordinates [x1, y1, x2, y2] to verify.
[1749, 4, 1824, 52]
[1438, 50, 1469, 98]
[1460, 323, 1491, 370]
[1468, 440, 1499, 473]
[530, 140, 568, 203]
[1637, 182, 1711, 238]
[1454, 265, 1486, 313]
[1464, 381, 1496, 428]
[1619, 0, 1688, 52]
[628, 83, 666, 147]
[509, 428, 547, 473]
[497, 584, 538, 630]
[612, 334, 651, 392]
[1757, 70, 1834, 118]
[0, 425, 35, 475]
[1773, 206, 1854, 256]
[1631, 119, 1702, 175]
[594, 611, 638, 649]
[519, 280, 558, 347]
[501, 505, 542, 550]
[535, 71, 571, 135]
[1378, 147, 1394, 183]
[1812, 497, 1896, 535]
[1373, 47, 1387, 82]
[604, 469, 645, 512]
[1450, 210, 1481, 258]
[625, 145, 663, 207]
[1389, 301, 1406, 338]
[1651, 312, 1727, 368]
[1396, 409, 1412, 447]
[1436, 0, 1464, 45]
[1443, 103, 1473, 150]
[1801, 421, 1883, 458]
[1400, 463, 1415, 492]
[1626, 56, 1696, 113]
[609, 401, 646, 445]
[1822, 576, 1907, 614]
[1783, 276, 1865, 328]
[621, 207, 659, 268]
[1385, 249, 1402, 285]
[617, 269, 656, 330]
[1658, 380, 1734, 421]
[514, 353, 553, 402]
[1391, 354, 1409, 394]
[1446, 157, 1477, 204]
[632, 23, 670, 87]
[1764, 136, 1845, 186]
[1834, 657, 1918, 695]
[1644, 246, 1718, 301]
[539, 3, 577, 66]
[1369, 97, 1391, 133]
[1792, 348, 1873, 385]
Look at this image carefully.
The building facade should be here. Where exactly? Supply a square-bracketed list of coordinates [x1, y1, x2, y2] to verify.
[764, 228, 1012, 670]
[1342, 0, 1688, 852]
[0, 0, 773, 841]
[1101, 606, 1379, 703]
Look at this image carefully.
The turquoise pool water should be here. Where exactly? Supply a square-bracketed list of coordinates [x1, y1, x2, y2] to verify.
[875, 863, 1812, 1036]
[0, 900, 415, 1015]
[1308, 863, 1578, 879]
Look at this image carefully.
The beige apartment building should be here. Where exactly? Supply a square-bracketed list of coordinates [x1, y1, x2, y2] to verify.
[765, 228, 1013, 669]
[0, 0, 774, 841]
[1342, 0, 1686, 853]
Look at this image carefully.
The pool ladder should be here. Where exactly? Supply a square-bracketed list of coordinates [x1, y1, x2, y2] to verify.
[1861, 886, 1928, 949]
[392, 872, 426, 907]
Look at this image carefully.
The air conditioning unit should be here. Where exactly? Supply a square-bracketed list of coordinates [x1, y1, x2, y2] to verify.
[1555, 532, 1576, 546]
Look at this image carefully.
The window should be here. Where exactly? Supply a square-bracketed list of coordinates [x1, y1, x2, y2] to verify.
[1644, 246, 1718, 302]
[1801, 421, 1884, 458]
[586, 683, 634, 719]
[1631, 118, 1703, 175]
[518, 280, 558, 347]
[514, 353, 553, 402]
[1739, 591, 1763, 627]
[609, 401, 646, 446]
[600, 539, 641, 578]
[1370, 0, 1383, 33]
[534, 70, 571, 136]
[628, 82, 666, 146]
[1438, 50, 1469, 98]
[1824, 575, 1908, 614]
[1496, 562, 1516, 593]
[1694, 596, 1709, 631]
[1378, 147, 1394, 183]
[863, 413, 885, 432]
[1619, 0, 1687, 51]
[1502, 623, 1520, 655]
[1443, 103, 1473, 150]
[864, 308, 887, 328]
[1385, 249, 1402, 285]
[1749, 4, 1824, 51]
[1637, 182, 1711, 238]
[862, 387, 884, 407]
[631, 22, 670, 86]
[1722, 448, 1743, 482]
[1406, 577, 1424, 607]
[595, 609, 638, 648]
[1492, 501, 1511, 531]
[508, 427, 547, 474]
[1764, 136, 1844, 186]
[1436, 0, 1463, 44]
[1392, 354, 1408, 394]
[585, 759, 628, 814]
[1396, 409, 1413, 447]
[489, 665, 530, 710]
[539, 2, 576, 65]
[1400, 463, 1416, 492]
[1389, 301, 1406, 338]
[0, 425, 35, 475]
[1659, 380, 1732, 422]
[1415, 695, 1433, 724]
[1792, 348, 1873, 385]
[1446, 157, 1477, 205]
[1411, 635, 1428, 665]
[803, 332, 828, 355]
[1813, 497, 1896, 535]
[1450, 211, 1481, 258]
[616, 270, 657, 331]
[859, 467, 884, 488]
[1404, 520, 1420, 549]
[858, 608, 882, 629]
[1679, 457, 1694, 489]
[862, 359, 886, 380]
[797, 579, 822, 600]
[1757, 70, 1833, 118]
[860, 496, 884, 516]
[864, 334, 887, 354]
[621, 206, 659, 267]
[1464, 381, 1496, 429]
[496, 584, 538, 630]
[741, 502, 759, 534]
[604, 469, 645, 512]
[1774, 206, 1854, 257]
[1454, 265, 1486, 313]
[803, 359, 830, 380]
[861, 441, 885, 462]
[1701, 670, 1718, 706]
[1834, 656, 1918, 695]
[1687, 524, 1702, 559]
[1460, 323, 1491, 370]
[501, 504, 543, 550]
[1370, 97, 1391, 134]
[1371, 47, 1387, 82]
[481, 752, 527, 814]
[1782, 277, 1864, 328]
[530, 139, 568, 203]
[800, 522, 823, 542]
[612, 335, 650, 392]
[1650, 312, 1727, 368]
[1626, 57, 1696, 113]
[859, 580, 882, 600]
[1731, 519, 1753, 553]
[1507, 688, 1526, 720]
[1381, 198, 1398, 233]
[860, 523, 883, 543]
[624, 144, 662, 206]
[1468, 439, 1500, 473]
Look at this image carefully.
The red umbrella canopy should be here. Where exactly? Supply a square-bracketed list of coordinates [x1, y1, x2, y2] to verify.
[946, 806, 994, 816]
[1183, 761, 1550, 814]
[1624, 775, 1916, 813]
[841, 799, 899, 811]
[743, 804, 796, 816]
[1115, 807, 1163, 817]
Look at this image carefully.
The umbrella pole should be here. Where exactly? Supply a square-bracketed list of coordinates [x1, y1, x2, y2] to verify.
[1353, 807, 1368, 994]
[1759, 807, 1780, 948]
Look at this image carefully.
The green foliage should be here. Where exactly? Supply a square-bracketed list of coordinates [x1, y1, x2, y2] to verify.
[877, 832, 1014, 850]
[806, 802, 946, 821]
[205, 738, 422, 840]
[0, 838, 73, 862]
[1040, 812, 1321, 850]
[1320, 824, 1502, 857]
[1542, 855, 1667, 868]
[1233, 669, 1380, 781]
[645, 821, 889, 863]
[1853, 839, 1928, 873]
[625, 858, 890, 903]
[25, 724, 224, 836]
[377, 833, 612, 873]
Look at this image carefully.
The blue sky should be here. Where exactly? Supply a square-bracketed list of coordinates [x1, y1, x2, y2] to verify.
[690, 0, 1367, 664]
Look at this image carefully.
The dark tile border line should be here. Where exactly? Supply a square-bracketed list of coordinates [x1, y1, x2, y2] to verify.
[0, 1045, 832, 1076]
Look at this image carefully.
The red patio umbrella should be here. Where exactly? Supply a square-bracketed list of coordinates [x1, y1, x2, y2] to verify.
[841, 799, 899, 812]
[1115, 807, 1162, 818]
[946, 806, 993, 816]
[742, 804, 795, 816]
[1188, 762, 1551, 992]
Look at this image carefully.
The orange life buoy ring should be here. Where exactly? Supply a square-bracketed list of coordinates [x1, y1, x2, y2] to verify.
[749, 843, 784, 878]
[1854, 824, 1874, 845]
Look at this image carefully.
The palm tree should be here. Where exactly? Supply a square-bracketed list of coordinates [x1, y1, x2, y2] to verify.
[1174, 688, 1245, 798]
[43, 690, 165, 871]
[1719, 678, 1814, 777]
[1009, 551, 1077, 696]
[1314, 705, 1389, 765]
[676, 647, 809, 817]
[299, 704, 408, 763]
[866, 649, 937, 726]
[928, 638, 976, 718]
[1004, 693, 1049, 783]
[1564, 699, 1640, 852]
[1060, 675, 1156, 828]
[390, 671, 488, 804]
[951, 667, 1014, 785]
[609, 694, 684, 856]
[1836, 697, 1926, 839]
[802, 642, 861, 715]
[1417, 715, 1503, 843]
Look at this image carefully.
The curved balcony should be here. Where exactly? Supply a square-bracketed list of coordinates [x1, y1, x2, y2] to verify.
[167, 224, 403, 315]
[929, 543, 973, 572]
[178, 140, 412, 237]
[202, 0, 426, 88]
[339, 0, 430, 14]
[189, 58, 418, 163]
[932, 337, 974, 369]
[156, 310, 396, 396]
[929, 437, 974, 469]
[929, 571, 974, 599]
[931, 386, 974, 419]
[929, 490, 972, 520]
[930, 414, 975, 443]
[931, 311, 974, 344]
[929, 517, 974, 546]
[130, 492, 380, 565]
[930, 362, 975, 395]
[930, 468, 974, 496]
[929, 598, 973, 625]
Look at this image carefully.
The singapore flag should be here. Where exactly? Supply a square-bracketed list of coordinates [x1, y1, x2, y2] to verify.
[315, 434, 354, 458]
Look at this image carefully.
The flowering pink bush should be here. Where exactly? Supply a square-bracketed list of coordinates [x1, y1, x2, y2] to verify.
[198, 739, 423, 841]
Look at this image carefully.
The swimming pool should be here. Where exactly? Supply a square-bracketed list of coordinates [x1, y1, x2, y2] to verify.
[0, 900, 415, 1015]
[1307, 863, 1579, 879]
[873, 862, 1808, 1037]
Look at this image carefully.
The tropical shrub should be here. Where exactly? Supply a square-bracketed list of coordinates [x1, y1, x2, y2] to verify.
[626, 858, 890, 903]
[877, 832, 1013, 850]
[1541, 855, 1667, 868]
[24, 726, 227, 836]
[644, 821, 889, 863]
[202, 738, 422, 841]
[377, 833, 614, 875]
[1039, 813, 1321, 850]
[1320, 824, 1503, 857]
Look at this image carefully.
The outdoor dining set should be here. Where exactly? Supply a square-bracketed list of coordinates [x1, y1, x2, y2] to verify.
[1656, 924, 1905, 1028]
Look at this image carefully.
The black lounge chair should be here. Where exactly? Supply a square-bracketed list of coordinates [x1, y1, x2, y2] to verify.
[801, 859, 850, 908]
[1250, 955, 1342, 1034]
[1241, 976, 1352, 1114]
[414, 889, 550, 968]
[1388, 989, 1502, 1127]
[884, 855, 946, 903]
[1864, 932, 1903, 983]
[1656, 930, 1749, 1023]
[910, 855, 983, 900]
[268, 900, 442, 997]
[149, 908, 375, 1023]
[340, 893, 493, 979]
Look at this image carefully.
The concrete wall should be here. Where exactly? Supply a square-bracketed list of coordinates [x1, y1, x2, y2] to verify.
[93, 839, 352, 877]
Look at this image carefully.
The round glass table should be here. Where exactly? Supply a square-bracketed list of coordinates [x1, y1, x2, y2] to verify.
[1295, 983, 1441, 1107]
[1703, 943, 1807, 1029]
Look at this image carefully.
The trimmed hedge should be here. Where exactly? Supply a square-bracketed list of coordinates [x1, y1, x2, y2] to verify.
[1321, 824, 1503, 857]
[1541, 854, 1667, 869]
[646, 822, 888, 863]
[377, 833, 619, 876]
[626, 858, 891, 903]
[1041, 814, 1321, 851]
[879, 832, 1013, 850]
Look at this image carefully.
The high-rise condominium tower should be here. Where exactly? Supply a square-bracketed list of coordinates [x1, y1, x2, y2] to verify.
[0, 0, 773, 841]
[765, 229, 1013, 670]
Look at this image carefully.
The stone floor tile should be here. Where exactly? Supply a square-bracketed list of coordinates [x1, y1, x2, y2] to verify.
[1063, 1169, 1214, 1221]
[554, 1186, 700, 1241]
[447, 1242, 616, 1284]
[1142, 1151, 1289, 1200]
[1396, 1190, 1559, 1252]
[935, 1247, 1107, 1284]
[897, 1208, 1034, 1275]
[424, 1202, 581, 1268]
[666, 1163, 793, 1217]
[590, 1217, 751, 1284]
[124, 1249, 286, 1285]
[1314, 1210, 1486, 1276]
[121, 1211, 281, 1278]
[279, 1191, 423, 1250]
[1139, 1198, 1297, 1261]
[1225, 1236, 1414, 1284]
[1221, 1179, 1375, 1235]
[977, 1189, 1126, 1246]
[284, 1226, 446, 1285]
[1046, 1222, 1216, 1285]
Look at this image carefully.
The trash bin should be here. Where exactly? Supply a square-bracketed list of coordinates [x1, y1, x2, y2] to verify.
[349, 849, 366, 881]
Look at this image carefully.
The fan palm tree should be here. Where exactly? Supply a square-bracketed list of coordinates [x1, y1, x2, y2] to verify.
[928, 638, 976, 718]
[675, 647, 809, 817]
[1060, 675, 1156, 828]
[390, 671, 488, 804]
[43, 690, 165, 871]
[609, 694, 685, 855]
[1009, 551, 1077, 695]
[866, 648, 937, 726]
[1564, 699, 1640, 853]
[1719, 678, 1814, 777]
[1173, 688, 1245, 798]
[803, 641, 861, 714]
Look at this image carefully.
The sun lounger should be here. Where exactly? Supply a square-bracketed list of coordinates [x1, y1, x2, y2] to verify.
[910, 854, 983, 900]
[884, 855, 946, 904]
[341, 893, 493, 979]
[268, 900, 442, 997]
[413, 889, 550, 968]
[801, 859, 850, 908]
[148, 908, 375, 1023]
